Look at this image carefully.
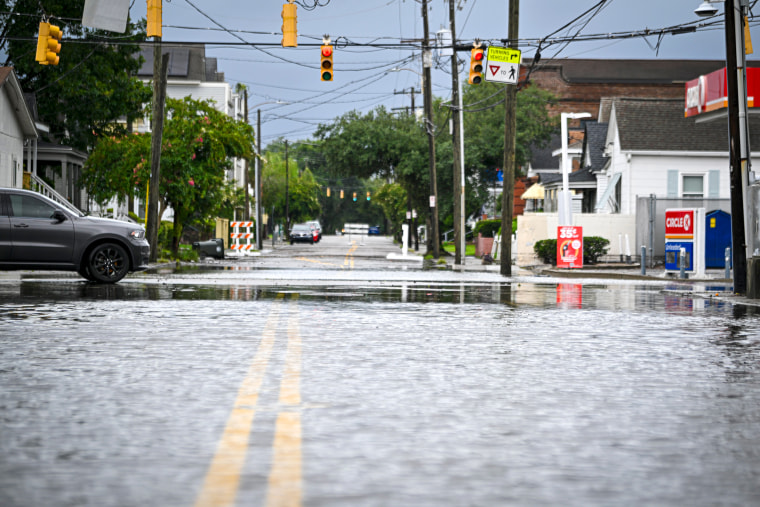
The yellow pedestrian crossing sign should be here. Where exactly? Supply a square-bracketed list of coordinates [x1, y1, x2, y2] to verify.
[484, 46, 521, 85]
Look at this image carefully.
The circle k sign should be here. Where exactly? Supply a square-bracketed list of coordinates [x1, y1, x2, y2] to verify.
[665, 209, 695, 239]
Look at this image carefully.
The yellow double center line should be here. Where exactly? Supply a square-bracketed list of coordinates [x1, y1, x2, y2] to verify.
[195, 294, 303, 507]
[343, 241, 358, 269]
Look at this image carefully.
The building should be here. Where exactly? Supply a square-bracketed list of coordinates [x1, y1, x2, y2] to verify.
[0, 68, 37, 189]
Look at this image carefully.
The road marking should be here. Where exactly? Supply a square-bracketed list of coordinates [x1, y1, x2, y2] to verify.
[195, 295, 283, 507]
[267, 295, 303, 507]
[343, 242, 358, 269]
[295, 257, 343, 268]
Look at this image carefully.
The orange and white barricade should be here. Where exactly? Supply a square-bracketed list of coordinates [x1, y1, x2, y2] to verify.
[230, 221, 254, 255]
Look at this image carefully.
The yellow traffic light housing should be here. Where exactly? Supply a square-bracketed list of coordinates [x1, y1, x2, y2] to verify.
[366, 191, 371, 201]
[468, 46, 484, 84]
[36, 22, 62, 66]
[281, 2, 297, 47]
[147, 0, 162, 38]
[320, 44, 333, 81]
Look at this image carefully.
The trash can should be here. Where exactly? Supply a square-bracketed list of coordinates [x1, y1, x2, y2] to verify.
[192, 238, 225, 259]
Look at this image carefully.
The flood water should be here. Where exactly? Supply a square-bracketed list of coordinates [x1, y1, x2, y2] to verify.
[1, 271, 759, 506]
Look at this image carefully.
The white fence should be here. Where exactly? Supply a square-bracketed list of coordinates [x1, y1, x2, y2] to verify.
[344, 223, 369, 244]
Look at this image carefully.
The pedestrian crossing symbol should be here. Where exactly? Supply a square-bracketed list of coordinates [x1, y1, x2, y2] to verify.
[484, 46, 521, 85]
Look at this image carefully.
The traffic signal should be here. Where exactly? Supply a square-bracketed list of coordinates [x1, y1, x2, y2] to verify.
[36, 22, 61, 66]
[366, 191, 370, 201]
[281, 2, 297, 47]
[468, 47, 484, 84]
[326, 187, 331, 197]
[352, 192, 357, 202]
[147, 0, 162, 38]
[340, 189, 344, 199]
[320, 44, 333, 81]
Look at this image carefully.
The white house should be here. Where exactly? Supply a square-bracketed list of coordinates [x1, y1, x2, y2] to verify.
[0, 67, 37, 189]
[517, 97, 760, 265]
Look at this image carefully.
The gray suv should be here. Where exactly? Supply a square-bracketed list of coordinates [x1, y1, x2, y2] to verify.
[0, 188, 150, 283]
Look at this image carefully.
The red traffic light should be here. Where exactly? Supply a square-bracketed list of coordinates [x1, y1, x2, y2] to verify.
[473, 51, 483, 61]
[321, 46, 332, 57]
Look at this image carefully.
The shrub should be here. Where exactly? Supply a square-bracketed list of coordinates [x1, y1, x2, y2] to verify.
[533, 236, 611, 265]
[473, 219, 501, 238]
[583, 236, 610, 264]
[533, 238, 557, 264]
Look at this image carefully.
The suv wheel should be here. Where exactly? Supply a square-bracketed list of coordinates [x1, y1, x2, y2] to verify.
[88, 243, 129, 283]
[77, 265, 97, 282]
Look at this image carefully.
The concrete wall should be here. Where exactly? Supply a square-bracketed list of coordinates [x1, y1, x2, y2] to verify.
[516, 212, 636, 265]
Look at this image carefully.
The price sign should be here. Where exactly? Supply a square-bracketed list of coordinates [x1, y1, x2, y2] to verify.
[557, 226, 583, 268]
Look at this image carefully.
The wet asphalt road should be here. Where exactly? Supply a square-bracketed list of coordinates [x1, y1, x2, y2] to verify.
[1, 235, 760, 506]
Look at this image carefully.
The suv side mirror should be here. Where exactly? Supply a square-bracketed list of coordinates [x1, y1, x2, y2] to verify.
[52, 210, 67, 222]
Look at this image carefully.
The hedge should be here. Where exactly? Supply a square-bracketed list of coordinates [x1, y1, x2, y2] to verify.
[533, 236, 610, 265]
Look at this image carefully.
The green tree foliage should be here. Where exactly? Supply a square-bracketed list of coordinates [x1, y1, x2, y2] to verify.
[374, 183, 407, 237]
[1, 0, 152, 151]
[260, 146, 322, 230]
[82, 97, 255, 255]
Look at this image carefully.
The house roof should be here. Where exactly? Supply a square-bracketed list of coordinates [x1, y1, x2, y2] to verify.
[527, 133, 561, 171]
[137, 44, 225, 82]
[583, 122, 609, 172]
[0, 67, 37, 138]
[527, 58, 760, 85]
[613, 97, 760, 152]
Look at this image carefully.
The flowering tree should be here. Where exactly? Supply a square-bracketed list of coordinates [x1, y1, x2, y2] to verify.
[83, 97, 255, 255]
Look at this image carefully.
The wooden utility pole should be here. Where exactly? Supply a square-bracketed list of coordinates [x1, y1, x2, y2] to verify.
[285, 139, 290, 234]
[147, 44, 169, 263]
[724, 0, 749, 295]
[243, 88, 250, 220]
[255, 109, 262, 250]
[422, 0, 440, 258]
[500, 0, 519, 276]
[449, 0, 464, 265]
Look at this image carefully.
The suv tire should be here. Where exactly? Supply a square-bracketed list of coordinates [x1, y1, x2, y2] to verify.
[88, 243, 129, 283]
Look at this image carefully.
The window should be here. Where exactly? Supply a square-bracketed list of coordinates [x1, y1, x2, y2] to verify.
[10, 194, 57, 219]
[682, 175, 704, 198]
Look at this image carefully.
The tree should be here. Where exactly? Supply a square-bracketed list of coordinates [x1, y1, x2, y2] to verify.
[1, 0, 151, 151]
[260, 146, 322, 231]
[82, 97, 255, 256]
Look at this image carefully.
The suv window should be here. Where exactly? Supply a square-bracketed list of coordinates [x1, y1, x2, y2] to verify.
[10, 194, 57, 219]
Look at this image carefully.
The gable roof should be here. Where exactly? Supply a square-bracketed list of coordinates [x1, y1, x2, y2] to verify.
[583, 122, 609, 172]
[0, 67, 37, 138]
[612, 97, 760, 152]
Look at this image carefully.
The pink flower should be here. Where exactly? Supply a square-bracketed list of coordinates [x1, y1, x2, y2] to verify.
[192, 153, 196, 160]
[189, 178, 195, 186]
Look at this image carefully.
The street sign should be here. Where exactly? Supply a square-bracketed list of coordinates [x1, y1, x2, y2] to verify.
[484, 46, 521, 85]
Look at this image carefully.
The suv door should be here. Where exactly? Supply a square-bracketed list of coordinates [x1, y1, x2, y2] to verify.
[0, 194, 10, 260]
[9, 193, 75, 263]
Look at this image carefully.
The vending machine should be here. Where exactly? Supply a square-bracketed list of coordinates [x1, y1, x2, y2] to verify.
[664, 208, 705, 277]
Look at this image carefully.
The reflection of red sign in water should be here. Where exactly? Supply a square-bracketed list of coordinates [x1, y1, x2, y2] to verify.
[557, 226, 583, 268]
[665, 209, 695, 239]
[556, 283, 583, 308]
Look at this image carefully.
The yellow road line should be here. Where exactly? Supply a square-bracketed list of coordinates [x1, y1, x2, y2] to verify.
[266, 412, 302, 507]
[195, 295, 283, 507]
[266, 295, 303, 507]
[295, 257, 343, 268]
[343, 242, 358, 270]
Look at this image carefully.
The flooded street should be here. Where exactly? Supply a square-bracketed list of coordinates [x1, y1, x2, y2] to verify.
[1, 241, 759, 506]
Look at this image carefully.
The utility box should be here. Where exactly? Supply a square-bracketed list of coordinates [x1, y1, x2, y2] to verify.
[705, 210, 732, 268]
[665, 208, 705, 276]
[215, 218, 229, 250]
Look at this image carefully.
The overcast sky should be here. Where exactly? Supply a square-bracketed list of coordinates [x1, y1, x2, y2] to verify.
[127, 0, 744, 147]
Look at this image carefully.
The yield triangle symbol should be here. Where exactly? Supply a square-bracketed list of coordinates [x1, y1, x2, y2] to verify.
[488, 65, 500, 76]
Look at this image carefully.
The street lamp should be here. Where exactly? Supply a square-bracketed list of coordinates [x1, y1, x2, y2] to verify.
[560, 112, 591, 226]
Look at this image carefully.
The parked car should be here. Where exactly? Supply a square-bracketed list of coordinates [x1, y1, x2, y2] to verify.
[289, 223, 317, 244]
[306, 220, 322, 241]
[368, 225, 381, 235]
[0, 188, 150, 283]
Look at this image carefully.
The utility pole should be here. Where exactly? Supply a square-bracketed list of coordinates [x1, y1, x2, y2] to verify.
[255, 109, 262, 250]
[285, 139, 290, 235]
[147, 44, 169, 263]
[449, 0, 464, 265]
[243, 88, 250, 220]
[422, 0, 440, 258]
[724, 0, 749, 295]
[500, 0, 519, 276]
